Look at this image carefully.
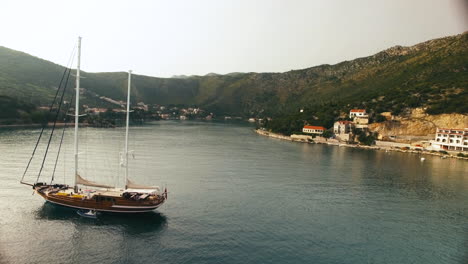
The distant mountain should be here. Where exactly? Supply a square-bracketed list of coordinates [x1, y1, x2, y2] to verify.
[171, 74, 190, 79]
[0, 32, 467, 122]
[205, 72, 221, 77]
[225, 72, 246, 76]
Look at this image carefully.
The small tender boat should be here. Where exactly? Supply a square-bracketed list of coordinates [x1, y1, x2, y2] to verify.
[77, 209, 97, 219]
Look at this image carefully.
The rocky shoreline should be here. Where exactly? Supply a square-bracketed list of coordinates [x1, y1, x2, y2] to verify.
[255, 129, 468, 161]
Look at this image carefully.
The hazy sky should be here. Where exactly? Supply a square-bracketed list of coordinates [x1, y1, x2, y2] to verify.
[1, 0, 466, 77]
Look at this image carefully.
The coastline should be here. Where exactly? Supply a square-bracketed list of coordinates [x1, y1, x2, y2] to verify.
[0, 122, 91, 129]
[255, 129, 468, 161]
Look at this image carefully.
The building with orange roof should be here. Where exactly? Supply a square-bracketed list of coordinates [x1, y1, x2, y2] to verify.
[349, 109, 367, 119]
[303, 125, 326, 135]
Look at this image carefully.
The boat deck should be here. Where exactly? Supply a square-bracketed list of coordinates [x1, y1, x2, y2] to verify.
[35, 185, 166, 213]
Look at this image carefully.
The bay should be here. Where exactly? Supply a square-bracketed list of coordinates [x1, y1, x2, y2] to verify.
[0, 121, 467, 264]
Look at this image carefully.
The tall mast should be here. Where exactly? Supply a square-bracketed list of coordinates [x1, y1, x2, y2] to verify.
[124, 70, 132, 189]
[74, 36, 81, 191]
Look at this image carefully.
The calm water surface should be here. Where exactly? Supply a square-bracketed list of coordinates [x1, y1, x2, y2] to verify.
[0, 121, 467, 264]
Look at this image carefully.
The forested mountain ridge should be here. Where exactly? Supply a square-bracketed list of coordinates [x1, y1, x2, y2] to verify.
[0, 31, 466, 126]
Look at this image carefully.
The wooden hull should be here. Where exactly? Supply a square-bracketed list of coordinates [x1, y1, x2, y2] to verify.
[35, 186, 166, 213]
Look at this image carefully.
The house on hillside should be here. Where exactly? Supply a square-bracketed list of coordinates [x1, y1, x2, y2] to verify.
[354, 116, 369, 129]
[349, 109, 369, 129]
[303, 125, 325, 135]
[430, 128, 468, 152]
[349, 109, 367, 119]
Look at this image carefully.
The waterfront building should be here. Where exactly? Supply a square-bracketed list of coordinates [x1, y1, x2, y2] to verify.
[160, 114, 170, 119]
[303, 125, 325, 135]
[430, 128, 468, 152]
[137, 102, 148, 111]
[333, 121, 354, 141]
[333, 121, 354, 134]
[86, 107, 108, 114]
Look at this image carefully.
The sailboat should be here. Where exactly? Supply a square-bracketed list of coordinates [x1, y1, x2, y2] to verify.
[20, 37, 167, 213]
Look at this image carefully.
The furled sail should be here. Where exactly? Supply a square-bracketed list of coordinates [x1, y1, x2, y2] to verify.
[76, 174, 114, 188]
[126, 178, 160, 191]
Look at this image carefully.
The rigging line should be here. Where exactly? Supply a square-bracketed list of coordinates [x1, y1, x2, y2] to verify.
[35, 65, 73, 184]
[50, 49, 77, 184]
[64, 118, 67, 184]
[21, 45, 77, 183]
[50, 91, 75, 184]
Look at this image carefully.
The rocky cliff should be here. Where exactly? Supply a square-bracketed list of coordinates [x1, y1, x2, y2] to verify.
[369, 108, 468, 141]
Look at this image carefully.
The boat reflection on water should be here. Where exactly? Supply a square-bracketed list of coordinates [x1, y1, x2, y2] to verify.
[35, 202, 168, 235]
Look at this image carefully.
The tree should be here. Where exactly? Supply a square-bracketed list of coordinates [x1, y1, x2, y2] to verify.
[322, 130, 333, 138]
[374, 114, 386, 123]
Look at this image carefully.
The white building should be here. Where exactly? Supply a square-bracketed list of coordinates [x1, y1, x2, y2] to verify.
[137, 102, 148, 111]
[303, 125, 325, 135]
[86, 107, 108, 115]
[349, 109, 369, 129]
[349, 109, 367, 119]
[333, 121, 354, 134]
[431, 128, 468, 152]
[333, 121, 354, 142]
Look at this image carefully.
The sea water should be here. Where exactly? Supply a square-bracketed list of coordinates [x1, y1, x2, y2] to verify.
[0, 121, 467, 264]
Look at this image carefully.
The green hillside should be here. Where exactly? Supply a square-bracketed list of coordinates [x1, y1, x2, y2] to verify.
[0, 31, 467, 126]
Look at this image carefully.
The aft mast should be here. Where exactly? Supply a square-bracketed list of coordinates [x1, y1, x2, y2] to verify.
[74, 36, 81, 192]
[124, 70, 132, 189]
[123, 70, 163, 192]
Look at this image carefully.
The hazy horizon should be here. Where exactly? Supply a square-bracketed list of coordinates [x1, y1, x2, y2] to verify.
[1, 0, 467, 77]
